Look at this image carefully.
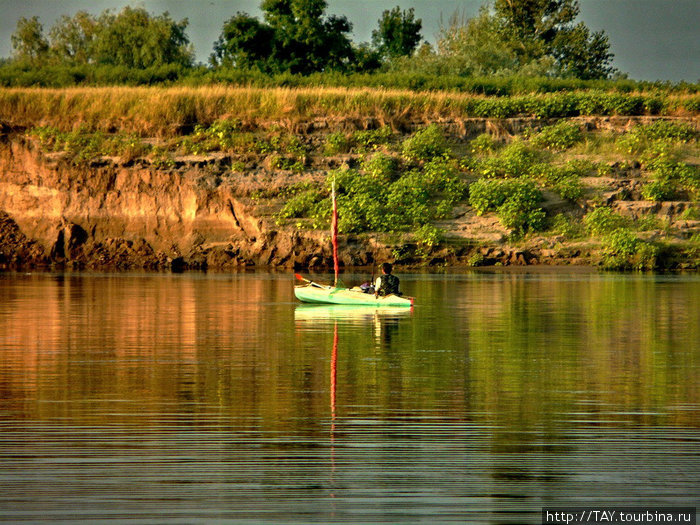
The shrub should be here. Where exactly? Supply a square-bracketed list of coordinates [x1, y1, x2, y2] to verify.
[583, 207, 629, 235]
[477, 140, 541, 178]
[640, 120, 696, 142]
[414, 224, 444, 250]
[469, 178, 509, 214]
[600, 229, 659, 270]
[351, 126, 393, 153]
[324, 131, 351, 155]
[531, 121, 583, 151]
[549, 214, 584, 238]
[554, 175, 584, 201]
[469, 177, 545, 233]
[641, 142, 699, 196]
[278, 189, 321, 218]
[641, 179, 677, 201]
[470, 133, 498, 154]
[601, 228, 640, 269]
[361, 152, 398, 184]
[618, 121, 697, 155]
[402, 124, 450, 162]
[634, 242, 659, 270]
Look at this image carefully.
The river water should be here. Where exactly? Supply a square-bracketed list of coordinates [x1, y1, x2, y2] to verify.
[0, 270, 698, 524]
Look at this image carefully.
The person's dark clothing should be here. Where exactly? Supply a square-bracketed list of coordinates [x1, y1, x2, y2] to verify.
[376, 274, 400, 296]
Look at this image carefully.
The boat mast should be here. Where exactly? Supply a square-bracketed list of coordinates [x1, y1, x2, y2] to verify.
[331, 178, 339, 287]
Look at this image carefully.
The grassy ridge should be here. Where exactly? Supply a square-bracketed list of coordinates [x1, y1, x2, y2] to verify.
[1, 86, 698, 137]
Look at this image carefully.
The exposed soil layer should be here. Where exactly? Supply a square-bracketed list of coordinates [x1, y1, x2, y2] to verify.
[1, 116, 698, 271]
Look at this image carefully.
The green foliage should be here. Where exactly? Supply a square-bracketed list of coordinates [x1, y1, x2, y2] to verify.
[269, 154, 305, 172]
[13, 8, 194, 69]
[640, 142, 699, 198]
[402, 125, 450, 162]
[26, 125, 153, 165]
[553, 174, 584, 201]
[638, 120, 697, 142]
[641, 179, 677, 202]
[323, 131, 351, 155]
[470, 133, 499, 155]
[601, 228, 658, 270]
[531, 121, 583, 151]
[92, 7, 193, 68]
[477, 140, 541, 178]
[534, 161, 585, 201]
[583, 207, 628, 235]
[414, 224, 444, 249]
[351, 126, 393, 153]
[279, 189, 322, 218]
[549, 214, 584, 238]
[468, 177, 545, 233]
[11, 16, 49, 63]
[372, 7, 423, 61]
[361, 153, 398, 183]
[211, 0, 354, 74]
[467, 251, 486, 267]
[296, 156, 466, 234]
[406, 1, 614, 79]
[618, 120, 697, 154]
[680, 206, 700, 220]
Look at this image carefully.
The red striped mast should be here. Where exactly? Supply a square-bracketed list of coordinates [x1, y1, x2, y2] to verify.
[331, 177, 339, 287]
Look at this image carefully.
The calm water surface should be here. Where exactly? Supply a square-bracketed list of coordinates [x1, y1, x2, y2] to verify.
[0, 270, 698, 523]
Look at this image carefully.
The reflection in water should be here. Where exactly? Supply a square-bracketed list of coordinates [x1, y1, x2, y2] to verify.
[0, 270, 698, 523]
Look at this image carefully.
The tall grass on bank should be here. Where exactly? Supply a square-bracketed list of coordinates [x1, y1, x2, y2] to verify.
[0, 86, 698, 138]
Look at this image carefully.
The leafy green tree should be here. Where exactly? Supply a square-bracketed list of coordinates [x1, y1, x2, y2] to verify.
[91, 7, 193, 68]
[433, 8, 523, 76]
[213, 0, 354, 74]
[48, 11, 99, 64]
[400, 0, 614, 79]
[371, 7, 423, 61]
[211, 13, 274, 68]
[11, 16, 49, 64]
[493, 0, 614, 78]
[551, 22, 615, 79]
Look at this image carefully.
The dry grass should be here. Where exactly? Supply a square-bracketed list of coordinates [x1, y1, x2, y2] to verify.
[0, 85, 697, 138]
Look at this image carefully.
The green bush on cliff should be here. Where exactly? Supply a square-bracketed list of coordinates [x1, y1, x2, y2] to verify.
[583, 207, 629, 236]
[290, 156, 466, 234]
[640, 142, 699, 199]
[601, 229, 659, 270]
[279, 189, 322, 219]
[361, 153, 399, 183]
[323, 132, 351, 155]
[641, 179, 677, 202]
[351, 126, 393, 153]
[470, 133, 499, 155]
[402, 125, 451, 162]
[476, 140, 542, 178]
[469, 177, 545, 233]
[27, 125, 152, 164]
[531, 121, 583, 151]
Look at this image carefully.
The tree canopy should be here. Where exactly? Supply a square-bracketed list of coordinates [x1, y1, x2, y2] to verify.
[371, 7, 423, 61]
[8, 0, 617, 81]
[212, 0, 355, 74]
[395, 0, 615, 79]
[10, 7, 193, 68]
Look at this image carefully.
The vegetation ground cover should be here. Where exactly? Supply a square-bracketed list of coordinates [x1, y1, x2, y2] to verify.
[20, 105, 699, 269]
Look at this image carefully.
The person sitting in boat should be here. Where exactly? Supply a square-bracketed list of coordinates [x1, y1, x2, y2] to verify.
[374, 263, 400, 297]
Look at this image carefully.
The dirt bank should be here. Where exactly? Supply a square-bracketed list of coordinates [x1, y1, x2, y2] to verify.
[0, 116, 698, 271]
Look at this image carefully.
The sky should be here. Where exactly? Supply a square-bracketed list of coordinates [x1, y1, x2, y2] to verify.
[0, 0, 698, 82]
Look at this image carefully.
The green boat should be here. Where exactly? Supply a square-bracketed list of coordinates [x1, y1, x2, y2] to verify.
[294, 283, 414, 307]
[293, 179, 414, 308]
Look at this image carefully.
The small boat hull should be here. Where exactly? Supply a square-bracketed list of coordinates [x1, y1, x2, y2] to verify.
[294, 284, 413, 307]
